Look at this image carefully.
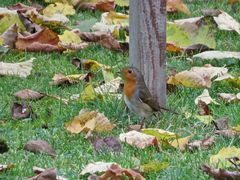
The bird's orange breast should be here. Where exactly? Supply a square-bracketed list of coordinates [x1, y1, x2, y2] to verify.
[123, 80, 137, 99]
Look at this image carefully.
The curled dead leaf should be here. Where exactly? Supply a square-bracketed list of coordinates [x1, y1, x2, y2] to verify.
[24, 139, 56, 157]
[14, 89, 44, 100]
[119, 130, 160, 151]
[188, 137, 215, 150]
[11, 102, 32, 120]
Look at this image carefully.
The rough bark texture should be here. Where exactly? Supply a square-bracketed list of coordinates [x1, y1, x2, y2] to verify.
[130, 0, 167, 107]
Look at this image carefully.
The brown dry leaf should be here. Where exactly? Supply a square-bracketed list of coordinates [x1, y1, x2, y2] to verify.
[14, 89, 45, 100]
[195, 89, 219, 105]
[170, 135, 192, 151]
[167, 64, 230, 88]
[167, 0, 191, 15]
[65, 109, 115, 135]
[218, 93, 240, 103]
[0, 24, 18, 48]
[119, 130, 160, 150]
[50, 73, 93, 86]
[100, 164, 145, 180]
[188, 137, 215, 150]
[214, 117, 229, 130]
[80, 162, 116, 175]
[11, 102, 32, 120]
[197, 100, 211, 116]
[7, 3, 41, 13]
[31, 166, 67, 180]
[15, 28, 62, 52]
[215, 129, 238, 137]
[72, 0, 115, 11]
[24, 139, 56, 157]
[0, 58, 34, 78]
[28, 168, 57, 180]
[201, 164, 240, 179]
[96, 0, 116, 12]
[92, 137, 121, 152]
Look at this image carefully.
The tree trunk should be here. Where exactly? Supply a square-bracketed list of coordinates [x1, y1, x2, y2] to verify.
[129, 0, 167, 107]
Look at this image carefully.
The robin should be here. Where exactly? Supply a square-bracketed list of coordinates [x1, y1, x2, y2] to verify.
[121, 66, 175, 126]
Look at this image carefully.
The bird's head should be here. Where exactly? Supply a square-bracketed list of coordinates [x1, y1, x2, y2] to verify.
[120, 66, 143, 82]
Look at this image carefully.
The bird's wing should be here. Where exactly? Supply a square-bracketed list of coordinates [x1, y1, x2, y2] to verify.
[137, 84, 161, 111]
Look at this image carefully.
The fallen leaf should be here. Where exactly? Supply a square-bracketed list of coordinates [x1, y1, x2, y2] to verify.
[96, 0, 116, 12]
[188, 137, 215, 150]
[167, 0, 191, 15]
[14, 89, 44, 100]
[73, 0, 115, 12]
[29, 167, 68, 180]
[0, 24, 18, 48]
[170, 135, 192, 151]
[197, 100, 211, 116]
[0, 7, 25, 34]
[167, 64, 230, 88]
[71, 58, 110, 71]
[213, 10, 240, 35]
[195, 89, 219, 105]
[79, 84, 98, 102]
[115, 0, 129, 6]
[215, 129, 238, 138]
[0, 58, 34, 78]
[7, 2, 39, 13]
[15, 28, 61, 52]
[80, 162, 115, 175]
[43, 2, 75, 16]
[50, 73, 93, 86]
[93, 137, 121, 152]
[210, 147, 240, 168]
[214, 117, 229, 130]
[0, 140, 9, 154]
[24, 139, 56, 157]
[193, 51, 240, 60]
[201, 164, 240, 180]
[94, 77, 121, 95]
[218, 93, 240, 103]
[28, 168, 57, 180]
[0, 164, 14, 172]
[128, 124, 142, 131]
[100, 164, 145, 180]
[58, 30, 88, 51]
[142, 128, 178, 141]
[65, 109, 115, 135]
[119, 130, 160, 150]
[11, 102, 32, 120]
[140, 161, 169, 173]
[195, 115, 214, 125]
[26, 9, 69, 29]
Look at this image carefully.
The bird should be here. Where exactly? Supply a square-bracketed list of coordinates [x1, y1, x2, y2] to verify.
[120, 66, 175, 126]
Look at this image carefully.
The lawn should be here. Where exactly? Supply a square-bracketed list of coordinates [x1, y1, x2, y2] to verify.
[0, 0, 240, 179]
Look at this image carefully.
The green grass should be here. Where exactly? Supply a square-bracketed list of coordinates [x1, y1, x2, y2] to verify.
[0, 0, 240, 179]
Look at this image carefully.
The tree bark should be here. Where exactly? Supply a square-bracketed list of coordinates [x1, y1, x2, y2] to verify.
[129, 0, 167, 107]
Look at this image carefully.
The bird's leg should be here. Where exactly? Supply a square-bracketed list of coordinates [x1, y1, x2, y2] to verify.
[139, 117, 145, 129]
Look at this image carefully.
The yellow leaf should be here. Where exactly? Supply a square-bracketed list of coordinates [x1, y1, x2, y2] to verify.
[43, 2, 75, 17]
[210, 147, 240, 168]
[65, 109, 115, 134]
[170, 135, 192, 151]
[167, 0, 191, 15]
[142, 128, 178, 141]
[104, 11, 129, 25]
[140, 161, 169, 173]
[115, 0, 129, 7]
[195, 115, 214, 125]
[79, 84, 97, 102]
[59, 30, 81, 44]
[45, 0, 71, 4]
[80, 59, 110, 71]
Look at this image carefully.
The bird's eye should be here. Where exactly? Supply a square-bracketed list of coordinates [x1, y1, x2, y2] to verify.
[128, 70, 132, 74]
